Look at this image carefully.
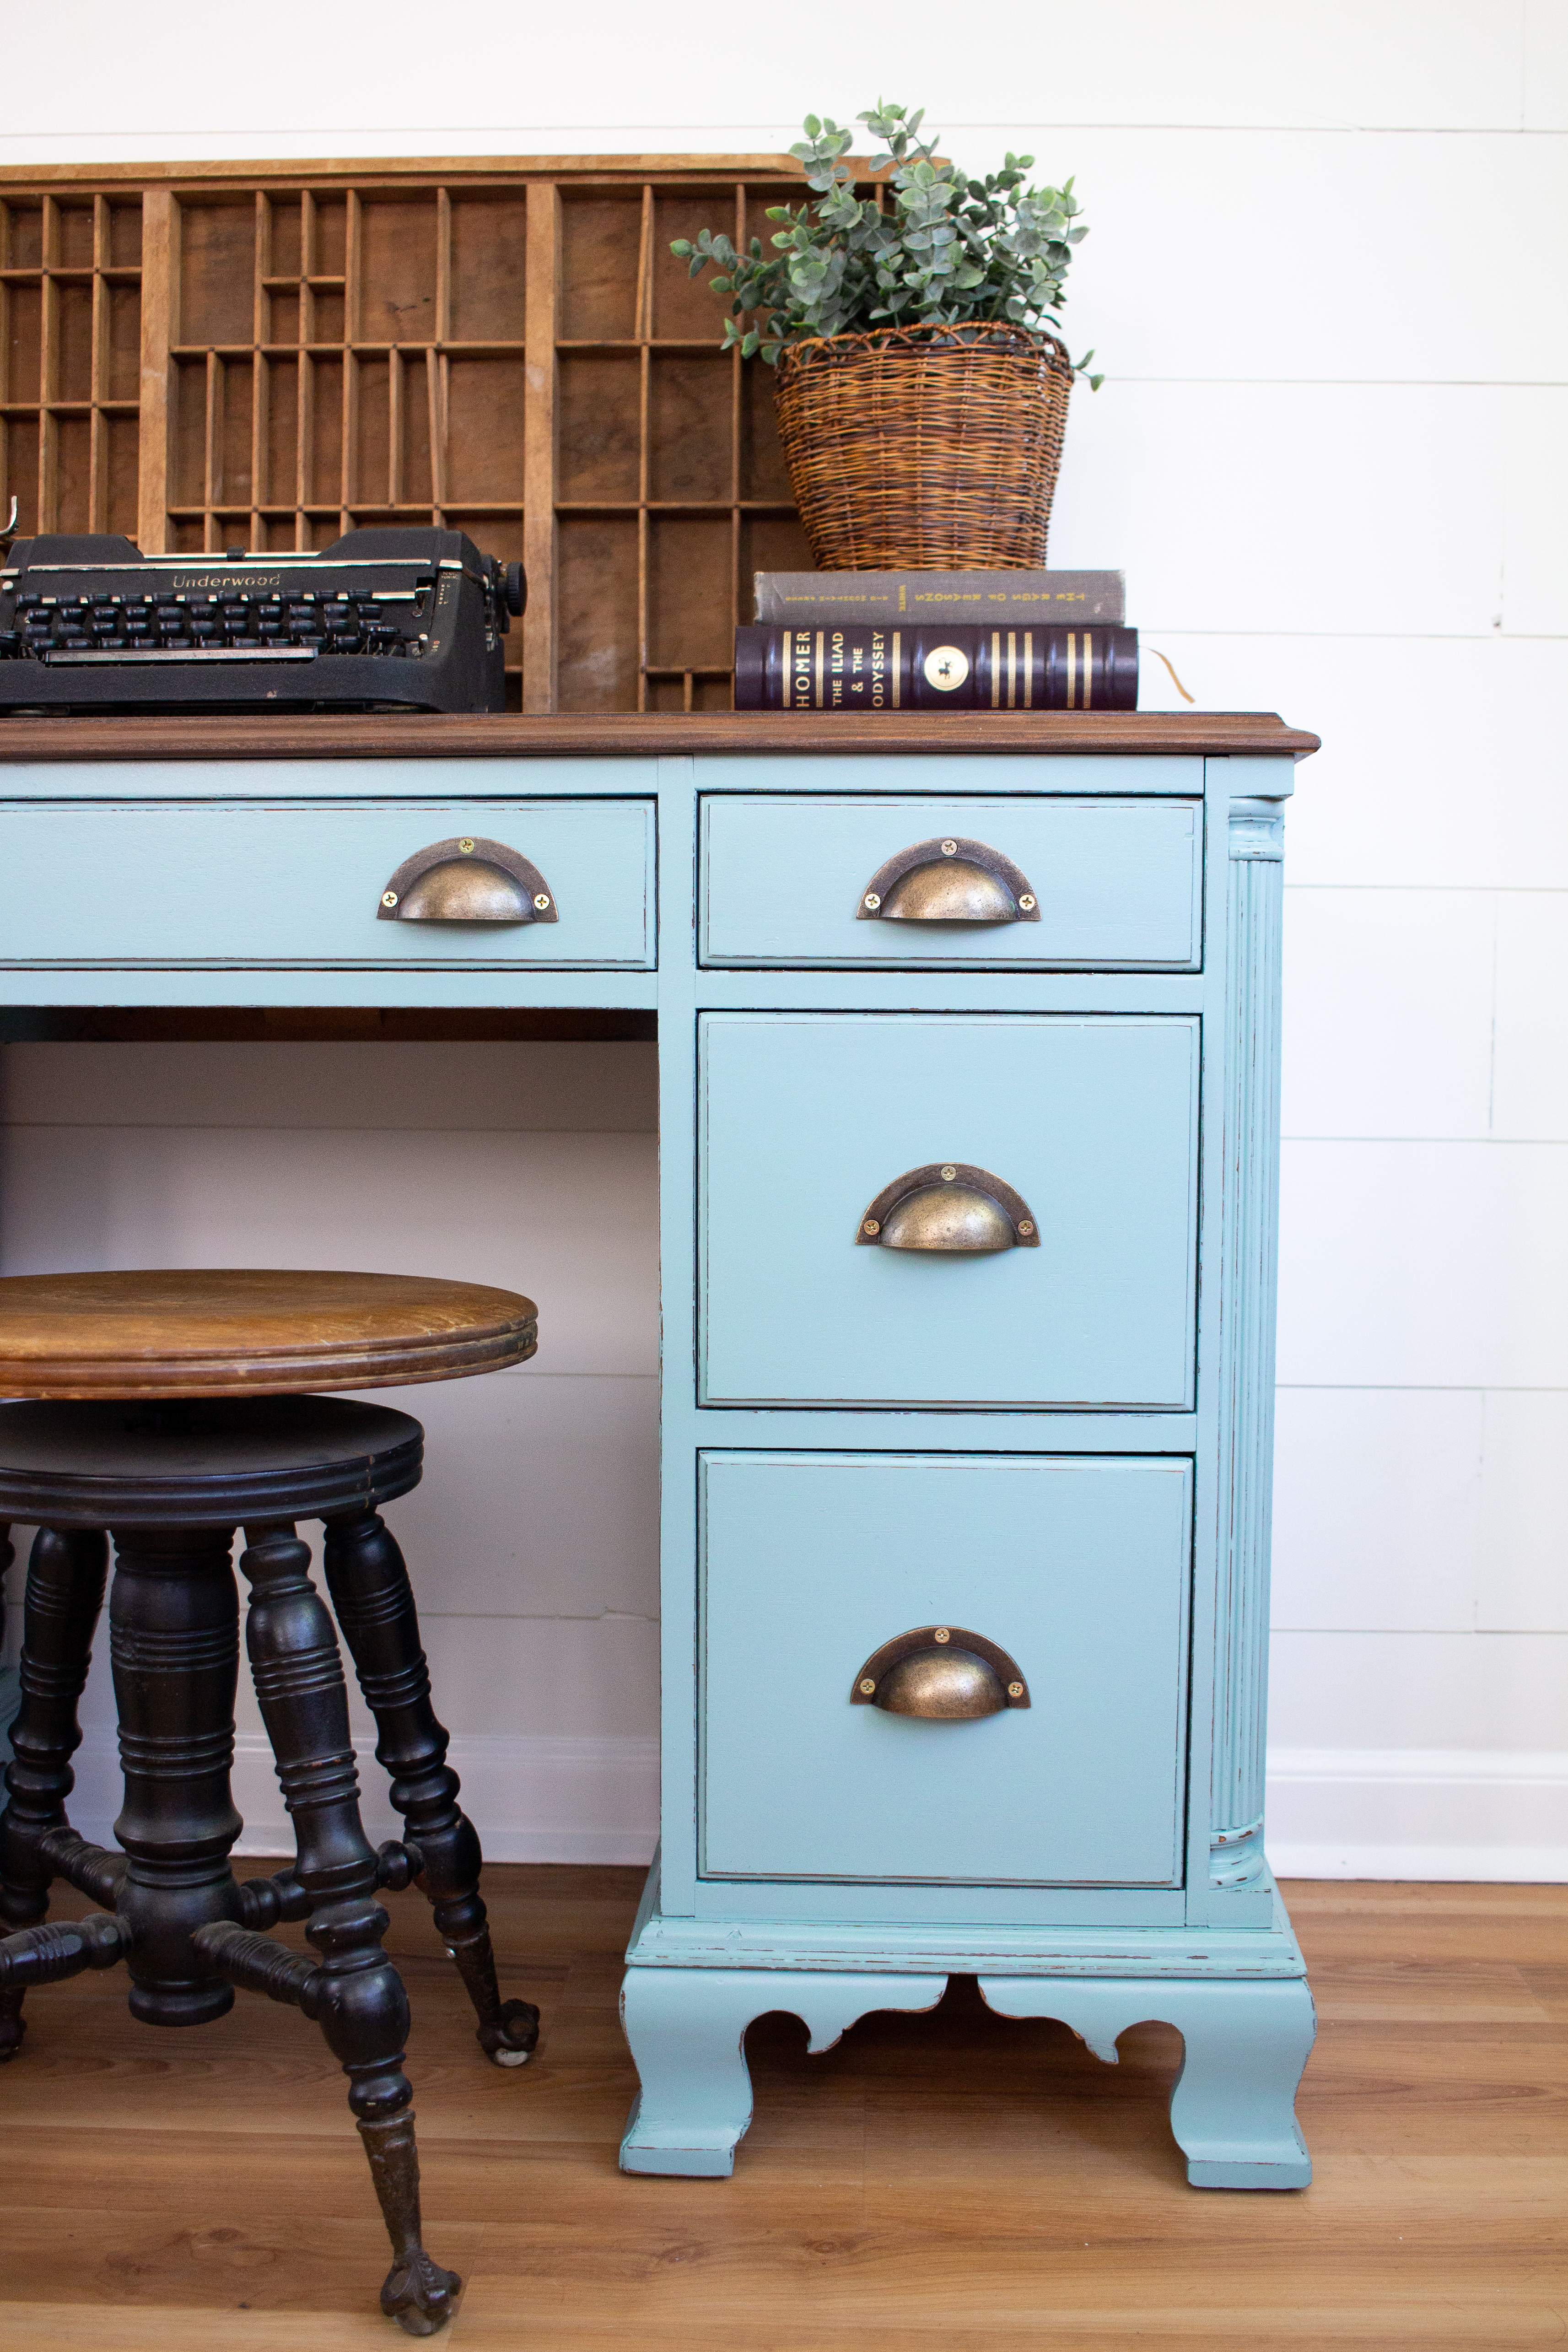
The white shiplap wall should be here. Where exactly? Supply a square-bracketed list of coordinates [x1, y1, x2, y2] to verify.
[1, 0, 1564, 1874]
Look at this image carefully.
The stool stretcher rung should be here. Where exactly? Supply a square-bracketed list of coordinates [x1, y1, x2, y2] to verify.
[195, 1918, 323, 2014]
[0, 1910, 124, 1987]
[38, 1823, 124, 1905]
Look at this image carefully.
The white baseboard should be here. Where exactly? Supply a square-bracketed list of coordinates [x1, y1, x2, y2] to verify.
[62, 1727, 661, 1868]
[1266, 1747, 1568, 1882]
[31, 1732, 1568, 1883]
[1271, 1842, 1568, 1881]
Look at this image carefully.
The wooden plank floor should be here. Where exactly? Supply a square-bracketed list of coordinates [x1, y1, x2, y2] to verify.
[0, 1868, 1562, 2349]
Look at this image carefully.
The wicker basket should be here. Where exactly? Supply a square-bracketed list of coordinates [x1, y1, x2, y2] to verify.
[772, 321, 1074, 571]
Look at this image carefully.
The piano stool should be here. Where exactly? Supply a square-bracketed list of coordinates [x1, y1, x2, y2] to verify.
[0, 1268, 542, 2336]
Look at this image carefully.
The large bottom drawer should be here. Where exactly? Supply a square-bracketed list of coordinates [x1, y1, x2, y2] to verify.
[700, 1451, 1191, 1887]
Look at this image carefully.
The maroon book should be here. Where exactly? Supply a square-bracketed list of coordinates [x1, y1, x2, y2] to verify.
[733, 622, 1138, 713]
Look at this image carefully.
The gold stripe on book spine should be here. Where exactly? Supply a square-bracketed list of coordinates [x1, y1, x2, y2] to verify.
[1067, 632, 1077, 709]
[1007, 630, 1017, 710]
[991, 633, 1001, 708]
[892, 631, 901, 707]
[781, 630, 792, 708]
[1024, 631, 1034, 708]
[1083, 631, 1093, 711]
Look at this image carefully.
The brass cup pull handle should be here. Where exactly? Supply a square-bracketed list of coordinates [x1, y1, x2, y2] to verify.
[851, 1625, 1030, 1719]
[377, 836, 558, 924]
[856, 1162, 1039, 1252]
[856, 836, 1039, 924]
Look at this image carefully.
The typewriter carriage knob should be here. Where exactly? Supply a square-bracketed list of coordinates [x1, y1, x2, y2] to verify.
[484, 559, 526, 635]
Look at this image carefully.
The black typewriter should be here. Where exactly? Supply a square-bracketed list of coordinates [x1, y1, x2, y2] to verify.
[0, 527, 525, 715]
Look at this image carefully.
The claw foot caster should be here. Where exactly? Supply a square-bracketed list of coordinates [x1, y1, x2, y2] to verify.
[382, 2249, 463, 2336]
[480, 1994, 540, 2068]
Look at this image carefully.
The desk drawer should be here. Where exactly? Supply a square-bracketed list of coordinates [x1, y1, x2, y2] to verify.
[699, 1013, 1199, 1409]
[0, 797, 654, 968]
[700, 1451, 1191, 1886]
[700, 793, 1202, 967]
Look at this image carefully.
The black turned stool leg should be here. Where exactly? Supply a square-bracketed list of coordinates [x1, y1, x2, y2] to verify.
[0, 1526, 108, 2060]
[0, 1521, 11, 1702]
[323, 1507, 538, 2066]
[238, 1522, 459, 2336]
[109, 1524, 246, 2025]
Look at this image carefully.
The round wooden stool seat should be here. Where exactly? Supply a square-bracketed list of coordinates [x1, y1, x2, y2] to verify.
[0, 1267, 542, 2334]
[0, 1394, 422, 1527]
[0, 1267, 539, 1399]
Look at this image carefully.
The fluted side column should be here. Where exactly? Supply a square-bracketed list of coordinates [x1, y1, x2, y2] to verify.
[1211, 799, 1286, 1899]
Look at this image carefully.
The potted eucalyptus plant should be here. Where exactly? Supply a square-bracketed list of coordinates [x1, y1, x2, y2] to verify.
[673, 102, 1101, 571]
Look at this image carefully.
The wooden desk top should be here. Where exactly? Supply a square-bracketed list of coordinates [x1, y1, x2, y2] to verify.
[0, 710, 1319, 762]
[0, 1269, 539, 1398]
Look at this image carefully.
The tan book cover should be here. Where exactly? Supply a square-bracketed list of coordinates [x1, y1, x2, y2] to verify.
[753, 569, 1126, 626]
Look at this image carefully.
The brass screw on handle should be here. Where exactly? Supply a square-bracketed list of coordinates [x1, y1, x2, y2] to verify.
[381, 890, 399, 907]
[1008, 1681, 1024, 1699]
[858, 1677, 877, 1695]
[1019, 893, 1037, 912]
[863, 891, 881, 910]
[458, 838, 475, 853]
[1018, 1219, 1035, 1236]
[533, 893, 551, 910]
[941, 840, 958, 855]
[933, 1628, 951, 1644]
[862, 1218, 880, 1236]
[940, 1166, 957, 1181]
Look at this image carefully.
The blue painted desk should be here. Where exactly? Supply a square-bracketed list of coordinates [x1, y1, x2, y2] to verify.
[0, 706, 1318, 2190]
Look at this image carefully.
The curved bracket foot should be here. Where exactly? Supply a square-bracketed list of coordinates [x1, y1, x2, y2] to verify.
[619, 1965, 947, 2176]
[381, 2249, 463, 2336]
[480, 1994, 540, 2067]
[978, 1974, 1316, 2189]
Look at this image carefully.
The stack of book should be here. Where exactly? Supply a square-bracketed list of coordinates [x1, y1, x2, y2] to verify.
[733, 570, 1137, 714]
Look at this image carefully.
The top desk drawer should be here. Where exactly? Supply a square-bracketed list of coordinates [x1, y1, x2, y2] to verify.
[0, 797, 655, 968]
[700, 794, 1202, 969]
